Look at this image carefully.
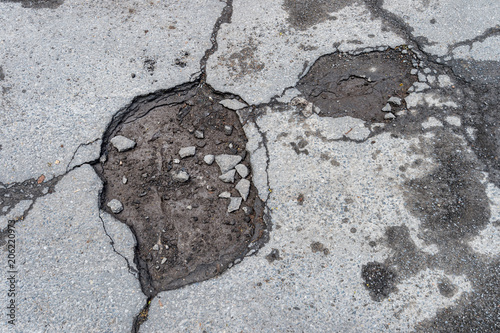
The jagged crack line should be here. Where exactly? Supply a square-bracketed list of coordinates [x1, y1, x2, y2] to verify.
[199, 0, 233, 83]
[252, 118, 272, 204]
[97, 211, 138, 276]
[65, 138, 101, 173]
[447, 26, 500, 55]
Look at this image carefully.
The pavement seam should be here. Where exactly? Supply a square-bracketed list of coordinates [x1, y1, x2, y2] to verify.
[97, 210, 139, 277]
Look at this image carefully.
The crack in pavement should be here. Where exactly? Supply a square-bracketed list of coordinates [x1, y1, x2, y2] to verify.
[97, 211, 138, 277]
[65, 138, 102, 173]
[3, 1, 499, 332]
[196, 0, 233, 83]
[447, 25, 500, 56]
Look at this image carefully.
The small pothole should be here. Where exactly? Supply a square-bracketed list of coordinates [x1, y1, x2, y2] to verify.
[94, 83, 267, 296]
[296, 47, 417, 123]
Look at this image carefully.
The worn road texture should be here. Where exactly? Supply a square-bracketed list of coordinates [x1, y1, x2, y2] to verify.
[0, 0, 499, 332]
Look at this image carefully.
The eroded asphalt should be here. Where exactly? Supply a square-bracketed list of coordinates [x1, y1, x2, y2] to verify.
[0, 0, 499, 332]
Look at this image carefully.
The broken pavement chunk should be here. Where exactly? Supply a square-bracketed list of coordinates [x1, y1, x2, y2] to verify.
[172, 170, 190, 182]
[235, 164, 249, 178]
[194, 130, 204, 139]
[228, 197, 242, 213]
[179, 146, 196, 158]
[219, 191, 231, 198]
[215, 154, 242, 174]
[107, 199, 123, 214]
[388, 96, 402, 106]
[219, 169, 236, 183]
[204, 154, 215, 165]
[110, 135, 136, 152]
[236, 179, 250, 201]
[220, 99, 247, 110]
[382, 103, 392, 112]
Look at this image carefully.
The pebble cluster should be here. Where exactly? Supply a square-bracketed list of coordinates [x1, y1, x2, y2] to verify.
[106, 134, 251, 215]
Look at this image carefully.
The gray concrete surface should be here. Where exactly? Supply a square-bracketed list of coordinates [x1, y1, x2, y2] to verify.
[1, 165, 145, 332]
[1, 0, 499, 332]
[0, 0, 223, 183]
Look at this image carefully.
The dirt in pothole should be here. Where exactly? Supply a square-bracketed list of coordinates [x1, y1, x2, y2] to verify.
[94, 83, 267, 296]
[296, 48, 417, 123]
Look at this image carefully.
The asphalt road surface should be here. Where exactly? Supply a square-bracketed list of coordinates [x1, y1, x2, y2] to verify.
[0, 0, 499, 332]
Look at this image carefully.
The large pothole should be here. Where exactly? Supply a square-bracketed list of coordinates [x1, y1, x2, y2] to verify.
[94, 83, 267, 296]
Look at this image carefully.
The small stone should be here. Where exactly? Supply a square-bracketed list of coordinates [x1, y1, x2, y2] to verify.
[423, 68, 432, 74]
[215, 154, 242, 174]
[161, 258, 167, 265]
[186, 205, 192, 210]
[172, 170, 189, 182]
[152, 244, 159, 251]
[302, 102, 314, 117]
[110, 135, 136, 152]
[314, 106, 321, 114]
[382, 103, 391, 112]
[235, 164, 249, 178]
[219, 169, 236, 183]
[165, 245, 169, 250]
[384, 113, 396, 120]
[410, 68, 418, 75]
[122, 176, 128, 184]
[290, 97, 308, 106]
[224, 125, 233, 136]
[107, 199, 123, 214]
[228, 197, 242, 213]
[388, 97, 402, 106]
[204, 154, 215, 165]
[179, 146, 196, 158]
[173, 159, 180, 164]
[418, 72, 427, 82]
[194, 130, 204, 139]
[242, 206, 253, 215]
[235, 179, 250, 201]
[414, 82, 430, 92]
[219, 191, 231, 198]
[220, 99, 247, 110]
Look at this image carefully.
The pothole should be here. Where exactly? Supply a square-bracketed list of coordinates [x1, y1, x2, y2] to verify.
[296, 47, 417, 123]
[94, 83, 267, 296]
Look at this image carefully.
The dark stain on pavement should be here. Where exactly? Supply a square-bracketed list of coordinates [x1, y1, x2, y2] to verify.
[437, 277, 457, 298]
[0, 66, 4, 81]
[361, 128, 499, 331]
[361, 262, 397, 301]
[311, 241, 330, 255]
[384, 225, 428, 280]
[404, 132, 490, 243]
[282, 0, 356, 30]
[3, 0, 64, 9]
[266, 248, 281, 263]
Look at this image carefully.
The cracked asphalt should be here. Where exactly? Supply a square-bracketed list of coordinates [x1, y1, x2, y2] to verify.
[1, 0, 499, 332]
